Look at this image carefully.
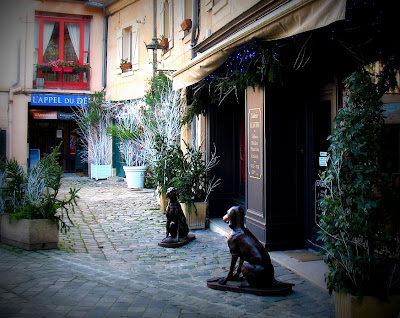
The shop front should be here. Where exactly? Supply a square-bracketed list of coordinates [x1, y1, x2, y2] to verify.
[28, 94, 89, 173]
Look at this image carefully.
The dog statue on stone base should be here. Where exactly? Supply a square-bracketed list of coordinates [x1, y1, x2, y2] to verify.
[219, 206, 292, 289]
[162, 187, 189, 243]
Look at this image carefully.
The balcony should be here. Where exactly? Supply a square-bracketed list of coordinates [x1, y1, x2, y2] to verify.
[35, 65, 90, 90]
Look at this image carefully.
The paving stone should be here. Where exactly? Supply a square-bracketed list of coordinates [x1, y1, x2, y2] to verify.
[0, 174, 335, 317]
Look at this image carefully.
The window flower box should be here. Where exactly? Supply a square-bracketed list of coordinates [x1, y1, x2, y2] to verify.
[181, 19, 192, 31]
[63, 67, 74, 72]
[160, 37, 169, 49]
[120, 62, 132, 71]
[51, 66, 63, 72]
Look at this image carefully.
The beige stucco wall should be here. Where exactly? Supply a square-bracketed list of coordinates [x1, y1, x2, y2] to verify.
[106, 0, 154, 101]
[0, 0, 105, 168]
[160, 0, 260, 72]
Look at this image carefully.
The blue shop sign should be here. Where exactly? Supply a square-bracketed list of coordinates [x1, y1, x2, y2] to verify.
[31, 94, 89, 107]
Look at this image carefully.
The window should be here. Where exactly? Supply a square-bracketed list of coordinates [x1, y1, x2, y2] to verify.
[34, 14, 90, 90]
[160, 0, 173, 51]
[179, 0, 192, 38]
[117, 22, 139, 73]
[205, 0, 228, 13]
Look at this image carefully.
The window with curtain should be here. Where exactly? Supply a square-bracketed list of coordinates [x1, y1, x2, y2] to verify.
[34, 14, 90, 90]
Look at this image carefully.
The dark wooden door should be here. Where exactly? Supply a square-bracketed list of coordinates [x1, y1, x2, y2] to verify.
[208, 92, 245, 218]
[245, 85, 306, 250]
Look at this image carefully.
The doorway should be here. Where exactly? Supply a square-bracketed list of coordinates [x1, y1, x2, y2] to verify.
[208, 91, 246, 218]
[28, 108, 79, 172]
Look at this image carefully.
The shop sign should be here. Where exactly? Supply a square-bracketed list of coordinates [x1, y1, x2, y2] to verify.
[248, 108, 262, 179]
[31, 94, 89, 107]
[315, 179, 329, 225]
[58, 112, 75, 120]
[31, 110, 57, 120]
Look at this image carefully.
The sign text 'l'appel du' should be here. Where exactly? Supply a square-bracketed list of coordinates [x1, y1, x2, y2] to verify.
[31, 94, 89, 107]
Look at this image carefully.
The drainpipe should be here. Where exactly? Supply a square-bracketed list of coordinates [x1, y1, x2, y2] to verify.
[85, 1, 107, 89]
[102, 6, 108, 89]
[190, 0, 199, 145]
[191, 0, 198, 59]
[8, 41, 22, 160]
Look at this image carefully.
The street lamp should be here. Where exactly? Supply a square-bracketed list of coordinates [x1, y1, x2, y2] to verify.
[146, 37, 164, 79]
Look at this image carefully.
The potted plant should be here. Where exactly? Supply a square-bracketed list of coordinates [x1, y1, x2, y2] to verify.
[152, 141, 184, 212]
[159, 36, 169, 50]
[180, 19, 192, 31]
[74, 91, 113, 180]
[142, 73, 183, 210]
[74, 63, 90, 73]
[35, 62, 52, 72]
[319, 69, 400, 317]
[120, 58, 132, 71]
[108, 100, 148, 188]
[171, 142, 221, 229]
[0, 145, 79, 250]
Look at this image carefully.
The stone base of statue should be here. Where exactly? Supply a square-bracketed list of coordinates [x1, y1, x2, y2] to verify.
[158, 233, 196, 248]
[206, 277, 294, 296]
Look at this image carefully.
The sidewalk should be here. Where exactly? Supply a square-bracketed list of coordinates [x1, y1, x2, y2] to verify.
[0, 174, 334, 317]
[209, 219, 329, 290]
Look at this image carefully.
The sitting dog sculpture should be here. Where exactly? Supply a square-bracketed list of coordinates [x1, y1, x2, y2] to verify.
[164, 187, 189, 242]
[219, 206, 282, 288]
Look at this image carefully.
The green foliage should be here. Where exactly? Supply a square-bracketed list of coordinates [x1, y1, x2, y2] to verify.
[319, 69, 400, 298]
[2, 158, 25, 214]
[184, 41, 284, 124]
[145, 73, 170, 107]
[0, 144, 79, 233]
[80, 91, 106, 129]
[151, 137, 185, 194]
[171, 142, 220, 211]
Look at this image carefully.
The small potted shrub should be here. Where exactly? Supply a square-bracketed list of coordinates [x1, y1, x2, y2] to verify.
[74, 91, 113, 180]
[152, 140, 184, 212]
[108, 100, 148, 188]
[120, 58, 132, 71]
[171, 142, 221, 229]
[0, 145, 79, 250]
[319, 69, 400, 317]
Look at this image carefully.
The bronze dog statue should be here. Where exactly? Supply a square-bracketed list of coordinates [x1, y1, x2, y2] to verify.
[164, 187, 189, 242]
[219, 206, 281, 288]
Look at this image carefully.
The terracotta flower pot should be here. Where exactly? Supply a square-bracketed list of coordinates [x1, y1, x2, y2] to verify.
[160, 38, 169, 49]
[181, 19, 192, 31]
[120, 62, 132, 71]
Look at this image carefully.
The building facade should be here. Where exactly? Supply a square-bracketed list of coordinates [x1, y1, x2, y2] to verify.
[2, 0, 399, 250]
[0, 0, 105, 172]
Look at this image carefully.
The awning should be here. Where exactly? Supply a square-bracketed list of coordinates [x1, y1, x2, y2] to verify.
[172, 0, 346, 90]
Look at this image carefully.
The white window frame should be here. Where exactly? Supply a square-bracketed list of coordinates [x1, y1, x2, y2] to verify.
[116, 21, 139, 74]
[160, 0, 174, 51]
[206, 0, 228, 14]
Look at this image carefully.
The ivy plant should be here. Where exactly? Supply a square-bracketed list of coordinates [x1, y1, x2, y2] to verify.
[319, 69, 400, 299]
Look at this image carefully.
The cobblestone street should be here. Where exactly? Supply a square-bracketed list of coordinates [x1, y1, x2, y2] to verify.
[0, 174, 334, 317]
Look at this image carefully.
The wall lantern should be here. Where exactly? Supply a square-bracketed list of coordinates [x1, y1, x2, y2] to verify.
[145, 37, 164, 78]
